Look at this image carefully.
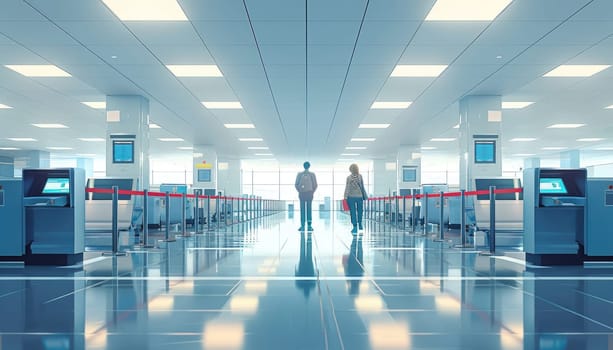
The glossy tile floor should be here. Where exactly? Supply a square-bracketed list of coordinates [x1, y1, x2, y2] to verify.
[2, 212, 613, 350]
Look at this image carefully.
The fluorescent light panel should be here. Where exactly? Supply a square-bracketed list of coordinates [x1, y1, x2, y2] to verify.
[509, 138, 536, 142]
[543, 65, 610, 77]
[5, 65, 71, 77]
[542, 147, 567, 150]
[421, 146, 437, 150]
[166, 65, 222, 77]
[351, 138, 376, 142]
[341, 153, 360, 156]
[46, 147, 72, 150]
[0, 103, 13, 109]
[248, 147, 268, 150]
[102, 0, 187, 21]
[425, 0, 513, 21]
[502, 101, 534, 109]
[390, 65, 447, 77]
[177, 147, 193, 150]
[0, 147, 20, 150]
[370, 101, 412, 109]
[547, 124, 585, 128]
[225, 124, 254, 129]
[149, 123, 161, 129]
[359, 124, 390, 129]
[239, 138, 263, 142]
[202, 101, 242, 109]
[78, 138, 104, 142]
[430, 138, 456, 142]
[346, 146, 366, 150]
[7, 138, 36, 141]
[255, 153, 273, 156]
[158, 138, 184, 142]
[577, 138, 604, 142]
[512, 153, 536, 157]
[32, 123, 68, 128]
[605, 105, 613, 109]
[82, 101, 106, 109]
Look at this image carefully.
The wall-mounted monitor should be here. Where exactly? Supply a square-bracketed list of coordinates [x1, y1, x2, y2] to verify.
[540, 178, 568, 194]
[474, 140, 496, 164]
[42, 177, 70, 194]
[112, 140, 134, 164]
[402, 166, 417, 182]
[197, 169, 212, 182]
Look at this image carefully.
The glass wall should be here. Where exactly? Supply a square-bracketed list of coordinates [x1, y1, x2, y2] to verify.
[241, 161, 373, 208]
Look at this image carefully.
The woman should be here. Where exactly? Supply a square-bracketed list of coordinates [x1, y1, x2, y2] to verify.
[343, 163, 367, 234]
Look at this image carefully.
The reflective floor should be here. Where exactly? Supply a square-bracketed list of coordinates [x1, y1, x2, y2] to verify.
[2, 212, 613, 349]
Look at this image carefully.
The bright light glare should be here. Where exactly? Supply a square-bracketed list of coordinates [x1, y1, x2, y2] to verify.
[502, 101, 534, 109]
[5, 64, 71, 77]
[202, 101, 243, 109]
[82, 101, 106, 109]
[544, 65, 610, 77]
[370, 101, 412, 109]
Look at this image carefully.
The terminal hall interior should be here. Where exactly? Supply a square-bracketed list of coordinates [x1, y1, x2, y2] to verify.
[2, 1, 613, 349]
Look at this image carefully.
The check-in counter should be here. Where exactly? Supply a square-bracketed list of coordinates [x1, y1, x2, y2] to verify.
[0, 179, 24, 259]
[23, 168, 85, 265]
[523, 168, 586, 265]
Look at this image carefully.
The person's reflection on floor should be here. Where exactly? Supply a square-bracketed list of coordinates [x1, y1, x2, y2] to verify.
[344, 236, 364, 295]
[295, 231, 316, 298]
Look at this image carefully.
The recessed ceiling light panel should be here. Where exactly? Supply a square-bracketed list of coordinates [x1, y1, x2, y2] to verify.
[239, 138, 263, 142]
[430, 138, 456, 142]
[102, 0, 188, 21]
[0, 103, 13, 109]
[502, 101, 534, 109]
[166, 65, 223, 77]
[370, 101, 412, 109]
[390, 65, 448, 77]
[5, 65, 71, 77]
[425, 0, 512, 21]
[359, 124, 390, 129]
[158, 138, 184, 142]
[7, 138, 36, 141]
[224, 124, 255, 129]
[32, 123, 68, 128]
[547, 124, 585, 129]
[82, 101, 106, 109]
[577, 138, 604, 142]
[543, 65, 610, 77]
[78, 138, 105, 142]
[509, 138, 537, 142]
[351, 138, 376, 142]
[202, 101, 243, 109]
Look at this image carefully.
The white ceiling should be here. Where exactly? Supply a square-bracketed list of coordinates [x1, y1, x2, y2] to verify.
[1, 0, 613, 165]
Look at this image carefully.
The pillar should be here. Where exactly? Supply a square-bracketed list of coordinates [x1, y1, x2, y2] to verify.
[76, 158, 94, 179]
[459, 95, 502, 190]
[560, 150, 580, 168]
[397, 146, 421, 195]
[373, 158, 397, 195]
[105, 95, 150, 189]
[217, 158, 241, 195]
[0, 155, 14, 178]
[193, 146, 217, 195]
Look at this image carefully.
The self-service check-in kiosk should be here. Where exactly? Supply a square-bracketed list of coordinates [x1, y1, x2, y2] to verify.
[584, 178, 613, 258]
[0, 179, 24, 259]
[523, 168, 586, 265]
[23, 168, 85, 265]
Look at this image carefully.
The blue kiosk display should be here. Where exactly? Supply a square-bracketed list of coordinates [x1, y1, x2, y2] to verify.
[23, 168, 85, 265]
[523, 168, 586, 265]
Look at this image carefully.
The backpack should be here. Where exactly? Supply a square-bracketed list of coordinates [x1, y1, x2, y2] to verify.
[299, 172, 314, 192]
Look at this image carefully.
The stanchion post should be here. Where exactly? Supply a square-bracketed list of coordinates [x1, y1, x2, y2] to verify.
[411, 190, 417, 233]
[489, 186, 496, 254]
[456, 189, 469, 248]
[215, 195, 220, 229]
[111, 186, 119, 253]
[207, 196, 211, 231]
[194, 190, 201, 234]
[402, 196, 407, 231]
[395, 194, 399, 228]
[423, 195, 429, 235]
[181, 193, 188, 236]
[141, 189, 153, 248]
[434, 191, 445, 242]
[163, 192, 175, 242]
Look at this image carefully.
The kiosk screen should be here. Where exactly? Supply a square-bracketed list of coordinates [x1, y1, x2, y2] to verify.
[540, 178, 568, 194]
[42, 178, 70, 194]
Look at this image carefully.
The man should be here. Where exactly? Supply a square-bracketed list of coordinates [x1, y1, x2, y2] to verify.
[295, 161, 317, 231]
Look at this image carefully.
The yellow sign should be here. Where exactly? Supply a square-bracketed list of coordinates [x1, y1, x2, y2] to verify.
[195, 163, 213, 169]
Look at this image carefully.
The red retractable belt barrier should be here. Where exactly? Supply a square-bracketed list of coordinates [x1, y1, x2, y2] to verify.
[366, 187, 523, 201]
